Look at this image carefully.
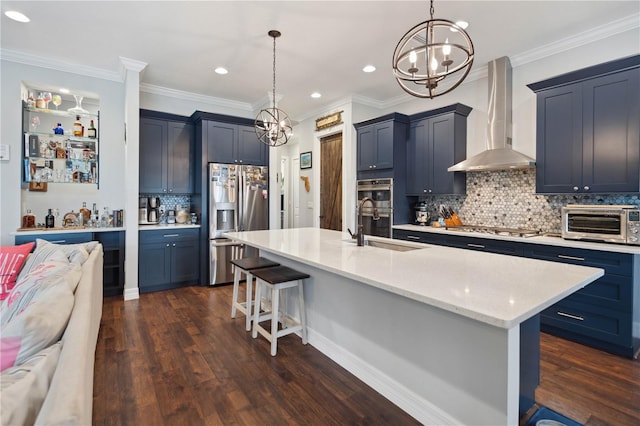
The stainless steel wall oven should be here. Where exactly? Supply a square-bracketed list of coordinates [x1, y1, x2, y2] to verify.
[356, 178, 393, 238]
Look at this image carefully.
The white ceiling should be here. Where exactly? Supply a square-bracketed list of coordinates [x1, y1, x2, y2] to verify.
[2, 1, 639, 120]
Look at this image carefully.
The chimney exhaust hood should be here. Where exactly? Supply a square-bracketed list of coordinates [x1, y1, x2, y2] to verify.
[448, 56, 535, 172]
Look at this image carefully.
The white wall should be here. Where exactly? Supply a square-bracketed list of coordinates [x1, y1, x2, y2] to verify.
[0, 60, 125, 244]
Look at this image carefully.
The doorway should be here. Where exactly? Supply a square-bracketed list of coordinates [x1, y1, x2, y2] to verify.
[320, 133, 342, 231]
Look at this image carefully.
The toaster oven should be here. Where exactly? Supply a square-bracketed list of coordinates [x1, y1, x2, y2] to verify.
[561, 205, 640, 245]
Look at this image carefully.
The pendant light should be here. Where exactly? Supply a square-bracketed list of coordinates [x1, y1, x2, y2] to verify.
[255, 30, 292, 147]
[392, 0, 474, 99]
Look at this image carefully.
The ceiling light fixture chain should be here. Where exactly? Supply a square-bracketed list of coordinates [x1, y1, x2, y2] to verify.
[392, 0, 474, 99]
[255, 30, 293, 147]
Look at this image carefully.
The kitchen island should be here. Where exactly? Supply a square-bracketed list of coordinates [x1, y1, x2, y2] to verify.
[225, 228, 603, 425]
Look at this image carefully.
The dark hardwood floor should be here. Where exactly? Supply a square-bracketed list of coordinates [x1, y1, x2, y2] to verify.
[93, 285, 639, 426]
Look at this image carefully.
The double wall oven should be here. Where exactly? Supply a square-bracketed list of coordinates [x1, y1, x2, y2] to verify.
[356, 178, 393, 238]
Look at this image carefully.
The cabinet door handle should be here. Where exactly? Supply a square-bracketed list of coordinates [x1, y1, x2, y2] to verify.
[163, 234, 179, 238]
[169, 189, 173, 193]
[372, 165, 377, 168]
[557, 311, 584, 321]
[573, 186, 579, 191]
[557, 254, 584, 261]
[172, 243, 176, 247]
[467, 243, 485, 249]
[583, 186, 590, 191]
[407, 235, 421, 241]
[166, 244, 170, 247]
[239, 160, 243, 163]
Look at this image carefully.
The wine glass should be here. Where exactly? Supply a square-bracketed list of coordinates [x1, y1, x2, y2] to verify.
[42, 92, 52, 109]
[52, 94, 62, 110]
[67, 95, 88, 114]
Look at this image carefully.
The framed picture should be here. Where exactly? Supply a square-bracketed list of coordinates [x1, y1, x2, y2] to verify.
[300, 151, 312, 169]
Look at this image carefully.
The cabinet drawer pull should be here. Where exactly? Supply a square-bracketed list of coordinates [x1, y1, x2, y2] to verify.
[557, 311, 584, 321]
[163, 234, 179, 238]
[407, 235, 421, 241]
[467, 243, 485, 249]
[50, 240, 66, 243]
[557, 254, 585, 261]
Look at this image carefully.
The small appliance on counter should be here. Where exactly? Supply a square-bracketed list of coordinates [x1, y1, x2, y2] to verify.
[414, 202, 430, 225]
[166, 210, 176, 224]
[139, 196, 161, 224]
[147, 197, 160, 223]
[562, 204, 640, 245]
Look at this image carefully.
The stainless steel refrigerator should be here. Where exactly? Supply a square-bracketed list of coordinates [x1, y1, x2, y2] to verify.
[209, 163, 269, 285]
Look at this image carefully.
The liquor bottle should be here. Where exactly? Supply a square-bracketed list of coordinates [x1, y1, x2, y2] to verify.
[22, 209, 35, 228]
[45, 209, 55, 228]
[79, 202, 90, 224]
[87, 120, 97, 138]
[73, 115, 83, 137]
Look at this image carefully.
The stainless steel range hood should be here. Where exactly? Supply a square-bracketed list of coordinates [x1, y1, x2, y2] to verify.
[448, 57, 535, 172]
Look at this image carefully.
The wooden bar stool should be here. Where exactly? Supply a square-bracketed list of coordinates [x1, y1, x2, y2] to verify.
[251, 266, 309, 356]
[230, 257, 280, 331]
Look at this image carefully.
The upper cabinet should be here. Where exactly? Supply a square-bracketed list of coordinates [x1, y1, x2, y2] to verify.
[140, 111, 194, 194]
[22, 93, 100, 186]
[206, 121, 267, 166]
[406, 104, 471, 195]
[528, 55, 640, 194]
[354, 113, 409, 179]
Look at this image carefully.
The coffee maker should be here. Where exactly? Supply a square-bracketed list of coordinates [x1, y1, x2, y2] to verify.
[138, 198, 148, 224]
[148, 197, 160, 223]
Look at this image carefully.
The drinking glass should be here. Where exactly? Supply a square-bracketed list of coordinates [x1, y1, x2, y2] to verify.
[52, 94, 62, 110]
[42, 92, 52, 109]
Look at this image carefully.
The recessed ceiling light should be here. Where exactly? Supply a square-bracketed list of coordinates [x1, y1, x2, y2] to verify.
[451, 21, 469, 32]
[363, 65, 376, 73]
[311, 92, 321, 99]
[5, 10, 30, 23]
[214, 67, 228, 75]
[59, 88, 70, 94]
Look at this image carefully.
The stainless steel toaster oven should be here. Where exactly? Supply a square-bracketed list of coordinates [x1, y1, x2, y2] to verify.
[561, 205, 640, 245]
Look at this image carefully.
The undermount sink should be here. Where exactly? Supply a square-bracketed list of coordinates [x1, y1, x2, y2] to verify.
[343, 238, 422, 252]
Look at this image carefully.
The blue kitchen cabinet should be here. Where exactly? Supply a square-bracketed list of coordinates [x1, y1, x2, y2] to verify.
[354, 113, 409, 179]
[406, 104, 471, 195]
[15, 231, 125, 296]
[140, 111, 194, 194]
[393, 229, 525, 256]
[206, 121, 267, 166]
[528, 55, 640, 194]
[138, 228, 200, 293]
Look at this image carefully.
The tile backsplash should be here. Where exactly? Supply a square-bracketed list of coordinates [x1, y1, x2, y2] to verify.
[419, 169, 640, 233]
[141, 194, 191, 212]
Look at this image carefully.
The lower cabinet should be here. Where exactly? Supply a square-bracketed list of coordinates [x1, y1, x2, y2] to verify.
[139, 228, 200, 293]
[14, 230, 125, 296]
[393, 228, 639, 357]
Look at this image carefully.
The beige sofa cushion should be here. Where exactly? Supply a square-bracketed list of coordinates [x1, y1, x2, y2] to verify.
[0, 342, 62, 425]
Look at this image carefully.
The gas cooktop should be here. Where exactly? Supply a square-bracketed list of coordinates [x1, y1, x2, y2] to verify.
[445, 225, 543, 238]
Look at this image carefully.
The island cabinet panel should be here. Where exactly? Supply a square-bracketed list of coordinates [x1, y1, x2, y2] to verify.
[393, 229, 525, 256]
[138, 229, 200, 293]
[528, 55, 640, 194]
[140, 112, 194, 194]
[207, 121, 267, 166]
[354, 113, 409, 179]
[523, 244, 636, 357]
[406, 104, 471, 195]
[15, 231, 125, 296]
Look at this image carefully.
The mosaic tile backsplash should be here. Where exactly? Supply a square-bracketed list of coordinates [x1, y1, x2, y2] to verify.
[419, 169, 640, 234]
[141, 194, 191, 212]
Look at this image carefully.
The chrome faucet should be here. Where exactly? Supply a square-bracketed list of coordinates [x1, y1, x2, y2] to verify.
[352, 197, 380, 246]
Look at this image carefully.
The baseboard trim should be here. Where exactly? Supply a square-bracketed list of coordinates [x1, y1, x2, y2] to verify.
[306, 328, 460, 425]
[123, 287, 139, 301]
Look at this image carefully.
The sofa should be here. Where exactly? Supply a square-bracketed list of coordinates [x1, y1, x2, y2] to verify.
[0, 239, 103, 425]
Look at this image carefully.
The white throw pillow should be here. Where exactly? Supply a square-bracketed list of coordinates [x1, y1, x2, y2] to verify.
[17, 239, 94, 281]
[0, 271, 75, 371]
[0, 342, 62, 426]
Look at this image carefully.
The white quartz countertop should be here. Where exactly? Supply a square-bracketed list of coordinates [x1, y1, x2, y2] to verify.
[225, 228, 604, 329]
[394, 224, 640, 255]
[12, 227, 125, 236]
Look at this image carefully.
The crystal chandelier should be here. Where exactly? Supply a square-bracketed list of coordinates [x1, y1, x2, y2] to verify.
[255, 30, 293, 147]
[392, 0, 474, 99]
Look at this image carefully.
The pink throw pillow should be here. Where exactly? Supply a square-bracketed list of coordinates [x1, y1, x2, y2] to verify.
[0, 243, 35, 301]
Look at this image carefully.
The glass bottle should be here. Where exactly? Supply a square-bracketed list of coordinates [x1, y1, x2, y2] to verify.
[73, 115, 83, 137]
[45, 209, 55, 228]
[101, 207, 110, 227]
[22, 209, 35, 228]
[87, 120, 97, 138]
[80, 202, 90, 224]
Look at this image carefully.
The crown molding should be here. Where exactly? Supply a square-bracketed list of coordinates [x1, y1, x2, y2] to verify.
[119, 56, 148, 80]
[140, 83, 253, 112]
[0, 48, 121, 82]
[511, 12, 640, 67]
